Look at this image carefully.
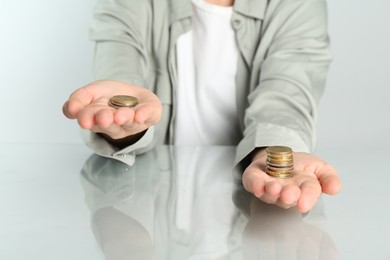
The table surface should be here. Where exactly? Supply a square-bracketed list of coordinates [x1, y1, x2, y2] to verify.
[0, 144, 389, 260]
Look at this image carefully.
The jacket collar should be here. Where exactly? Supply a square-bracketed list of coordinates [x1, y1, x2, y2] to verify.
[234, 0, 268, 20]
[169, 0, 192, 24]
[169, 0, 267, 24]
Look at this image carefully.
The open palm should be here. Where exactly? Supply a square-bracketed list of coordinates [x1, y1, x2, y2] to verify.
[63, 80, 162, 139]
[242, 149, 342, 212]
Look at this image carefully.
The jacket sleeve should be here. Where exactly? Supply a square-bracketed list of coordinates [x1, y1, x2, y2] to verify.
[89, 0, 151, 86]
[236, 0, 332, 164]
[83, 0, 155, 165]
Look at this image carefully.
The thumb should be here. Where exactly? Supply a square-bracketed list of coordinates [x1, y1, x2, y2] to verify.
[62, 101, 76, 119]
[63, 87, 95, 118]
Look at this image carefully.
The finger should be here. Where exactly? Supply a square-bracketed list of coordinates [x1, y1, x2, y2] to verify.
[321, 175, 342, 195]
[297, 180, 322, 213]
[279, 184, 301, 206]
[62, 101, 75, 119]
[260, 181, 283, 204]
[63, 86, 97, 118]
[266, 181, 283, 197]
[134, 105, 159, 126]
[95, 109, 115, 128]
[68, 87, 95, 108]
[114, 107, 136, 125]
[242, 170, 266, 198]
[310, 160, 342, 195]
[77, 107, 98, 129]
[63, 99, 85, 119]
[316, 165, 342, 195]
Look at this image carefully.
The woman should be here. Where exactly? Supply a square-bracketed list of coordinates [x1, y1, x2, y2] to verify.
[63, 0, 341, 212]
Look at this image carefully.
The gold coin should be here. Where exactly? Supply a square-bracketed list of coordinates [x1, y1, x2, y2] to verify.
[265, 146, 294, 178]
[266, 167, 294, 173]
[265, 169, 292, 179]
[109, 95, 138, 108]
[267, 156, 293, 161]
[266, 146, 293, 155]
[265, 167, 293, 178]
[267, 153, 293, 158]
[266, 161, 294, 168]
[266, 166, 293, 173]
[267, 157, 293, 163]
[267, 160, 293, 165]
[267, 153, 293, 157]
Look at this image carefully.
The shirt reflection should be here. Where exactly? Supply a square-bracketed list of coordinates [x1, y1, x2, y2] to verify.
[80, 146, 337, 260]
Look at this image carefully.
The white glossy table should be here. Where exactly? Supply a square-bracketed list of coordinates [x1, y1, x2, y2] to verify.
[0, 144, 389, 259]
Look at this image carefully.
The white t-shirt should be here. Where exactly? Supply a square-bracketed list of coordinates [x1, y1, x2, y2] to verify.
[175, 0, 241, 145]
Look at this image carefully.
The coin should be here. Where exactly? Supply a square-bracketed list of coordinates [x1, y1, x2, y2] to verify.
[266, 161, 294, 168]
[266, 146, 292, 155]
[267, 153, 293, 158]
[109, 95, 138, 108]
[265, 146, 294, 178]
[266, 165, 294, 172]
[267, 157, 293, 163]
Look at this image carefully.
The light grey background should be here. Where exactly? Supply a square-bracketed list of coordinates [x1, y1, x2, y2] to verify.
[1, 0, 389, 149]
[317, 0, 390, 150]
[0, 0, 95, 144]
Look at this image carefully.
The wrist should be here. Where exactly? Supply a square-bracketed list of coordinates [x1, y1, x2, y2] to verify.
[251, 147, 267, 162]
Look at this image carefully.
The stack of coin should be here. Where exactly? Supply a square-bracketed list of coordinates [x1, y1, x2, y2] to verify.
[109, 95, 138, 108]
[265, 146, 294, 178]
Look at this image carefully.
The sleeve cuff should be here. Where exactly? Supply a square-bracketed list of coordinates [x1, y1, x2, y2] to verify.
[80, 126, 155, 165]
[235, 123, 311, 166]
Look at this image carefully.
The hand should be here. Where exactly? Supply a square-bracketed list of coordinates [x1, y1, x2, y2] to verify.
[242, 149, 341, 213]
[242, 198, 338, 260]
[63, 80, 162, 141]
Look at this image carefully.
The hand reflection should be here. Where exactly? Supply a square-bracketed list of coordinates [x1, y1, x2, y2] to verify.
[233, 187, 338, 260]
[80, 146, 242, 260]
[80, 151, 158, 260]
[93, 207, 153, 260]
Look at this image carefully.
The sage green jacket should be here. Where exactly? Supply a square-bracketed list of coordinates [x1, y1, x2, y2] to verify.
[82, 0, 332, 165]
